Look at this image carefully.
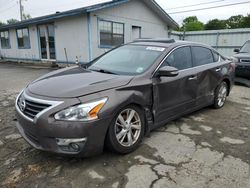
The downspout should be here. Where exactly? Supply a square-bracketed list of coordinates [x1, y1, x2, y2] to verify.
[87, 12, 93, 62]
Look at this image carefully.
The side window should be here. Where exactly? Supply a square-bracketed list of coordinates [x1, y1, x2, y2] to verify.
[16, 28, 30, 48]
[0, 31, 10, 49]
[162, 47, 192, 70]
[192, 47, 214, 66]
[99, 20, 124, 47]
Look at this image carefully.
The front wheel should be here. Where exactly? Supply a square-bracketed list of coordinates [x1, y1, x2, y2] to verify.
[105, 105, 145, 154]
[213, 81, 228, 109]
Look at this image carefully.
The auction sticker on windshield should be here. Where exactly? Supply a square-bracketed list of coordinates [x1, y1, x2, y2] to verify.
[146, 47, 165, 52]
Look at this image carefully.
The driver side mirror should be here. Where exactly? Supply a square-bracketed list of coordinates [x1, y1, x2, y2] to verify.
[234, 48, 240, 53]
[157, 66, 179, 77]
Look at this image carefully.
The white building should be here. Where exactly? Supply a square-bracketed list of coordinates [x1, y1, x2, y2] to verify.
[0, 0, 178, 64]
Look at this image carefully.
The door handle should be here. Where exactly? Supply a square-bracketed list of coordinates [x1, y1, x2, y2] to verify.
[216, 68, 221, 72]
[188, 75, 198, 81]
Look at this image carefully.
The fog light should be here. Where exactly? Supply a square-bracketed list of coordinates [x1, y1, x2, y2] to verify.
[70, 143, 80, 151]
[56, 138, 87, 153]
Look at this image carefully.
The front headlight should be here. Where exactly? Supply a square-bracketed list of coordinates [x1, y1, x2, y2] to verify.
[54, 98, 108, 121]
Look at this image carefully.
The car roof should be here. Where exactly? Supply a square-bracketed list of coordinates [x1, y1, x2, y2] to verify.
[130, 38, 212, 49]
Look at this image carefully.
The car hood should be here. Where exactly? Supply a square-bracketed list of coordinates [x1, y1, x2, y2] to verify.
[234, 53, 250, 59]
[27, 66, 133, 98]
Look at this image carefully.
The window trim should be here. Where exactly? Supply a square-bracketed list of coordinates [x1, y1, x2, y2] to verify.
[0, 30, 11, 49]
[16, 27, 31, 49]
[98, 18, 125, 49]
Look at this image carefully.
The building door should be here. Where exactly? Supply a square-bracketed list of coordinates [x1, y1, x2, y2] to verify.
[38, 24, 56, 60]
[132, 26, 141, 40]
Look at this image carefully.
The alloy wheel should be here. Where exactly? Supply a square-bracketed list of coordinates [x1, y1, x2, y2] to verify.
[115, 109, 141, 147]
[217, 84, 227, 107]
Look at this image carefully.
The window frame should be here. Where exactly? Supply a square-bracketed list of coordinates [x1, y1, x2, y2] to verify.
[16, 27, 31, 49]
[98, 19, 125, 49]
[0, 30, 11, 49]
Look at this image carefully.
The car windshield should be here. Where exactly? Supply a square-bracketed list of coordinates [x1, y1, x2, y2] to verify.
[240, 41, 250, 53]
[88, 45, 165, 75]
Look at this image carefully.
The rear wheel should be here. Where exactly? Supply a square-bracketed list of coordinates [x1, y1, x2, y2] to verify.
[213, 81, 228, 109]
[106, 105, 145, 154]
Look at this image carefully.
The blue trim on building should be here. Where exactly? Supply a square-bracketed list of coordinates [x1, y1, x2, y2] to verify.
[98, 45, 113, 49]
[87, 12, 93, 62]
[86, 0, 130, 12]
[36, 25, 42, 59]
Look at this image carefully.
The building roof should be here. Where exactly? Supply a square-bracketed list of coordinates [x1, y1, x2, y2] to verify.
[0, 0, 178, 31]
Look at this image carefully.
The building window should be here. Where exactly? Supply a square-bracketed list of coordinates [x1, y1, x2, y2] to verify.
[0, 31, 10, 49]
[99, 20, 124, 47]
[16, 28, 30, 48]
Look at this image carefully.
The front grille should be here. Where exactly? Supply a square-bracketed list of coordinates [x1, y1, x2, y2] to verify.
[240, 59, 250, 63]
[17, 95, 51, 120]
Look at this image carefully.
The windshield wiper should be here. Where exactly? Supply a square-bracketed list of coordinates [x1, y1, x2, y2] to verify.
[239, 51, 250, 53]
[89, 68, 118, 75]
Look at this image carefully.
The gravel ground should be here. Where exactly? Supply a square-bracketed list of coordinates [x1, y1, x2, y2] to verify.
[0, 62, 250, 188]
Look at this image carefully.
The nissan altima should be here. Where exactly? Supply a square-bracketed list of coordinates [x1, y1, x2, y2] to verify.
[15, 39, 235, 157]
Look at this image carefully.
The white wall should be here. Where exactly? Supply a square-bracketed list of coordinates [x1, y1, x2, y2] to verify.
[90, 0, 169, 58]
[54, 15, 89, 63]
[0, 25, 40, 61]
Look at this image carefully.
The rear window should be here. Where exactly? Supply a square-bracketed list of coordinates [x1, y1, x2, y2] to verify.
[192, 46, 214, 66]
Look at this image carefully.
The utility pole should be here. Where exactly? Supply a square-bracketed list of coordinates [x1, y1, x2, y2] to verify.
[19, 0, 24, 21]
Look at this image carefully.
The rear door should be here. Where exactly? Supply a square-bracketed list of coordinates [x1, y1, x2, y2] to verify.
[191, 46, 224, 106]
[153, 46, 198, 125]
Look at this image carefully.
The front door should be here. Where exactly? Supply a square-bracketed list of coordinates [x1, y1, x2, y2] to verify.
[132, 26, 141, 40]
[153, 46, 197, 125]
[38, 24, 56, 60]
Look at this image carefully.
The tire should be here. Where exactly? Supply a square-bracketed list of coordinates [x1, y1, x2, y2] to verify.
[105, 105, 145, 154]
[213, 81, 228, 109]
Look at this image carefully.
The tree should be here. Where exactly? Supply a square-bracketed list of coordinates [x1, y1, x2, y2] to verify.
[242, 14, 250, 28]
[205, 19, 227, 30]
[23, 13, 31, 20]
[226, 15, 244, 29]
[0, 21, 5, 26]
[181, 16, 204, 31]
[7, 19, 19, 24]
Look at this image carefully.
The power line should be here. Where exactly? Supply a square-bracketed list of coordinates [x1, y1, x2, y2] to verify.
[168, 1, 250, 14]
[0, 4, 17, 14]
[0, 0, 16, 11]
[166, 0, 226, 10]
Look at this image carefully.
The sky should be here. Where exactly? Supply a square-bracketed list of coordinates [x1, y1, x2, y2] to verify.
[0, 0, 250, 25]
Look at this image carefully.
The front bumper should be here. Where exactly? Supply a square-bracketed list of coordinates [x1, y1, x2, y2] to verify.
[15, 92, 112, 157]
[236, 64, 250, 79]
